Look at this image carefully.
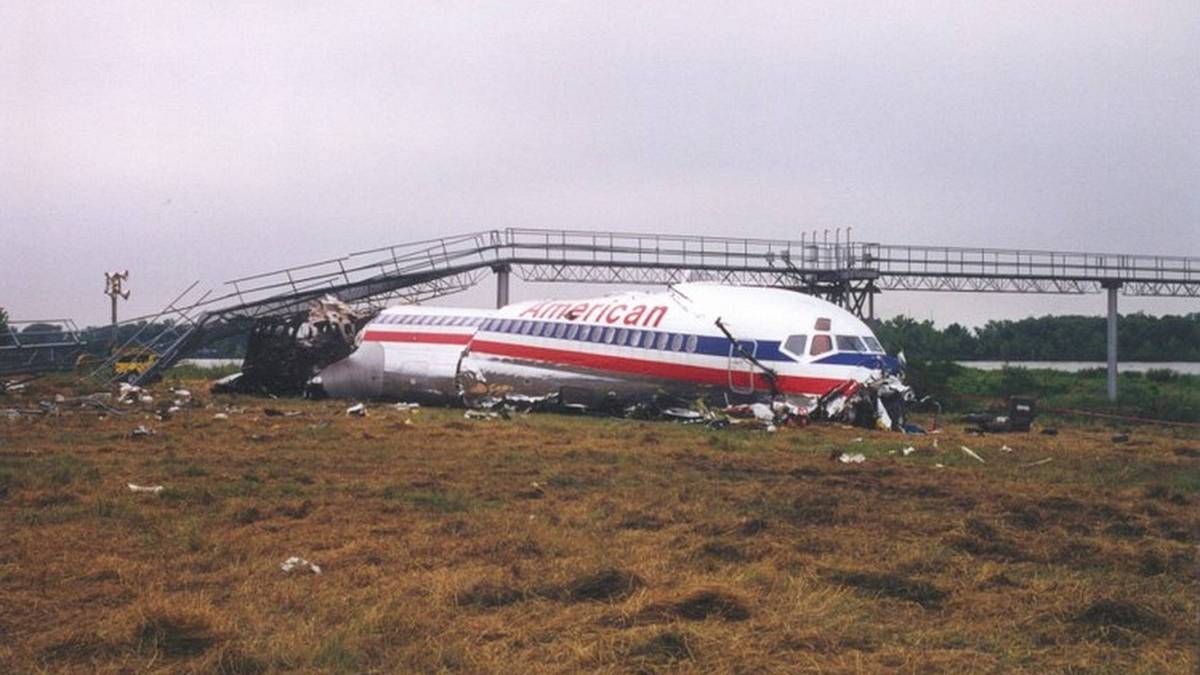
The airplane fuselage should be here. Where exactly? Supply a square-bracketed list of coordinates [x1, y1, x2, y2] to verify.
[315, 283, 898, 406]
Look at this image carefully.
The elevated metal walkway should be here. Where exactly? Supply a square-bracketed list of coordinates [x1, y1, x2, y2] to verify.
[128, 227, 1198, 385]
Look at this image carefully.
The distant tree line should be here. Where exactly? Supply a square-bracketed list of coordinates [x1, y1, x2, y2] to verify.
[870, 312, 1200, 362]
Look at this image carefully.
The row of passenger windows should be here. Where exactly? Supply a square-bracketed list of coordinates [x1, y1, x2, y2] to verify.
[379, 313, 703, 353]
[783, 333, 885, 357]
[378, 313, 885, 359]
[377, 314, 486, 327]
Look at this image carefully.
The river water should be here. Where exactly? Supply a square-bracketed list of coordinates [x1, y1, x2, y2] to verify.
[957, 361, 1200, 375]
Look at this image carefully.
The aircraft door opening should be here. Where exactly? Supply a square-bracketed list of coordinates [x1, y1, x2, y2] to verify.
[727, 339, 757, 394]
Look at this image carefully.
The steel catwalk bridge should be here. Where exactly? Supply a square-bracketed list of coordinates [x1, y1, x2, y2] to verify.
[31, 227, 1195, 397]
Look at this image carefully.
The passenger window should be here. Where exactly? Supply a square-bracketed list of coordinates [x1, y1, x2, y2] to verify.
[579, 325, 591, 341]
[629, 330, 642, 348]
[567, 324, 580, 340]
[604, 327, 616, 344]
[810, 335, 833, 355]
[519, 321, 532, 334]
[783, 334, 807, 356]
[554, 323, 567, 338]
[836, 335, 866, 352]
[656, 332, 670, 350]
[685, 335, 698, 353]
[616, 328, 628, 345]
[671, 334, 683, 351]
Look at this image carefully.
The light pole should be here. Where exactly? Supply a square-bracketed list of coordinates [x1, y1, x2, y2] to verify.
[104, 271, 130, 352]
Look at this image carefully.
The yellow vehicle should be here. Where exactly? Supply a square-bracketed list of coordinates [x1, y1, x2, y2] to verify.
[113, 348, 159, 377]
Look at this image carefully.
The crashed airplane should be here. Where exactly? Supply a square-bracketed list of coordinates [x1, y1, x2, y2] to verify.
[307, 283, 912, 428]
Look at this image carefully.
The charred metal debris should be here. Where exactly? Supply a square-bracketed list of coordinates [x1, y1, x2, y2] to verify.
[215, 296, 370, 396]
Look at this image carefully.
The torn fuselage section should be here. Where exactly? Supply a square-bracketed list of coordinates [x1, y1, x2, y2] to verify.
[219, 296, 370, 396]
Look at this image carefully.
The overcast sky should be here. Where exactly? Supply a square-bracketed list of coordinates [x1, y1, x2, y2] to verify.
[3, 1, 1197, 328]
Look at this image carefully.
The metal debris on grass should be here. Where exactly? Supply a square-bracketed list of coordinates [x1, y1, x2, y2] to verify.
[345, 403, 368, 417]
[281, 556, 322, 575]
[127, 483, 164, 494]
[836, 452, 867, 464]
[960, 445, 986, 463]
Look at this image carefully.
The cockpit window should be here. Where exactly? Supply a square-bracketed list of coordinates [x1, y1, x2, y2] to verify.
[783, 334, 807, 356]
[836, 335, 866, 352]
[863, 336, 884, 353]
[810, 334, 832, 356]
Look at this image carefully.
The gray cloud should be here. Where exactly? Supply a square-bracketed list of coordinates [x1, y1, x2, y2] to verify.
[2, 1, 1197, 326]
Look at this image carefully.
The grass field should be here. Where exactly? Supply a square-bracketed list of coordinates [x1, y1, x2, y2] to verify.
[1, 378, 1197, 673]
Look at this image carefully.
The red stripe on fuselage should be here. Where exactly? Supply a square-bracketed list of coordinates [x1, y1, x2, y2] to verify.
[468, 339, 849, 396]
[363, 330, 472, 345]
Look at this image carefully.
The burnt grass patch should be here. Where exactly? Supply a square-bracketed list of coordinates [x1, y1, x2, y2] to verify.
[829, 570, 947, 609]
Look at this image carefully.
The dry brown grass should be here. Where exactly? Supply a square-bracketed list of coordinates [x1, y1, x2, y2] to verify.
[1, 378, 1197, 673]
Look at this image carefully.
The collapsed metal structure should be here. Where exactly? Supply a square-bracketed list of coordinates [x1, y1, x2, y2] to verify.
[6, 228, 1196, 400]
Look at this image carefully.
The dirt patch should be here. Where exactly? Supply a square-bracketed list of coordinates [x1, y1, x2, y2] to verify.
[628, 630, 693, 665]
[559, 569, 644, 603]
[1073, 599, 1167, 643]
[134, 608, 225, 658]
[830, 571, 947, 609]
[642, 588, 752, 622]
[457, 580, 528, 608]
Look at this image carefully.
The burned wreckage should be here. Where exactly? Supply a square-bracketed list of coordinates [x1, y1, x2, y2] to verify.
[221, 284, 914, 429]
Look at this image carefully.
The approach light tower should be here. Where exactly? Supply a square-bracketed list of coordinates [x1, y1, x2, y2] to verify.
[104, 270, 130, 350]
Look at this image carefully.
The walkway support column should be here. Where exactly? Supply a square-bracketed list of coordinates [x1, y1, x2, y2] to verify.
[493, 264, 511, 309]
[1103, 281, 1121, 402]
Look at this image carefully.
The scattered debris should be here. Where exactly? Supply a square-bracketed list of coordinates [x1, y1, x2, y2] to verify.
[280, 556, 322, 575]
[1021, 458, 1054, 468]
[345, 403, 367, 417]
[128, 483, 165, 494]
[965, 396, 1038, 433]
[213, 413, 229, 420]
[901, 446, 916, 456]
[393, 402, 421, 413]
[130, 425, 155, 438]
[1111, 433, 1130, 444]
[960, 445, 985, 463]
[263, 408, 285, 417]
[836, 452, 866, 464]
[1000, 444, 1014, 453]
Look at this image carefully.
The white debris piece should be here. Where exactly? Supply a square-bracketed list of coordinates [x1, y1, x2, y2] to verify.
[1000, 444, 1014, 453]
[281, 556, 322, 575]
[874, 398, 893, 431]
[393, 402, 421, 413]
[1021, 457, 1053, 468]
[851, 437, 864, 444]
[464, 409, 500, 420]
[749, 402, 774, 422]
[837, 452, 867, 464]
[213, 412, 229, 420]
[131, 425, 154, 437]
[934, 463, 945, 469]
[960, 445, 986, 463]
[901, 446, 916, 456]
[173, 389, 192, 398]
[345, 403, 367, 417]
[127, 483, 164, 494]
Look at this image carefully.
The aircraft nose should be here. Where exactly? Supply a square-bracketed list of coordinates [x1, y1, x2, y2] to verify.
[313, 342, 385, 399]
